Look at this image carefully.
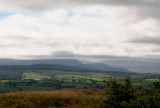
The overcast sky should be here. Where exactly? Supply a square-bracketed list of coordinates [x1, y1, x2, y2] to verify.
[0, 0, 160, 73]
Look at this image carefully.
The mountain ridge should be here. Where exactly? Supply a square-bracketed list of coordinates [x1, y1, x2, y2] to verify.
[0, 59, 129, 72]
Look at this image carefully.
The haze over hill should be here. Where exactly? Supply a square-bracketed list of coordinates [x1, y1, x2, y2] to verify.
[0, 59, 129, 72]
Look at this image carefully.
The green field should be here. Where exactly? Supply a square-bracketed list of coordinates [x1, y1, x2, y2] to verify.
[22, 70, 113, 81]
[22, 71, 50, 80]
[21, 69, 160, 84]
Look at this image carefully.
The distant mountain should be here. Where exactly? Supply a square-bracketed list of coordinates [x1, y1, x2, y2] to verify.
[0, 59, 85, 66]
[0, 64, 101, 73]
[85, 63, 129, 72]
[0, 59, 129, 72]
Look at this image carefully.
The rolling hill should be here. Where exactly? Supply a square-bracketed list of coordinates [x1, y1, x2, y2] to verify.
[0, 59, 129, 72]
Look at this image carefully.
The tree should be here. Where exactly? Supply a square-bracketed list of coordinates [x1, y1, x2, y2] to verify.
[103, 77, 142, 108]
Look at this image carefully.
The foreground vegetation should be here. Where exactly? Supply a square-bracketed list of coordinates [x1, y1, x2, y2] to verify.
[103, 77, 160, 108]
[0, 77, 160, 108]
[0, 89, 104, 108]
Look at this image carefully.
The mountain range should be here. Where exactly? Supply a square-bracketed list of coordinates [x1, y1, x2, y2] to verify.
[0, 59, 129, 72]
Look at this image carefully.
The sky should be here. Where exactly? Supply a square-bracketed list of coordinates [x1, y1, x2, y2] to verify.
[0, 0, 160, 73]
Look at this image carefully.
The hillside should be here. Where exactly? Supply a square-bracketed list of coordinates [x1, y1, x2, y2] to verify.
[0, 59, 129, 72]
[86, 63, 129, 72]
[0, 64, 103, 72]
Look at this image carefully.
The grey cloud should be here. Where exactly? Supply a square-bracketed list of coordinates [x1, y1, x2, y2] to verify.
[0, 44, 24, 48]
[1, 0, 160, 11]
[130, 37, 160, 45]
[79, 55, 160, 73]
[0, 35, 31, 48]
[6, 35, 32, 40]
[103, 58, 160, 73]
[140, 6, 160, 19]
[1, 0, 160, 20]
[52, 51, 75, 57]
[21, 51, 77, 59]
[0, 35, 49, 48]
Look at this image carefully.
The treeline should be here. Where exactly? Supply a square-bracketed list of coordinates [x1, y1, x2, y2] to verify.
[0, 70, 23, 80]
[101, 77, 160, 108]
[0, 79, 106, 92]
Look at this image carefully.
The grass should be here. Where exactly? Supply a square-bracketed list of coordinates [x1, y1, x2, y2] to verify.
[22, 71, 50, 80]
[22, 70, 159, 83]
[0, 80, 10, 84]
[0, 89, 104, 108]
[55, 72, 109, 81]
[25, 70, 110, 81]
[146, 78, 159, 83]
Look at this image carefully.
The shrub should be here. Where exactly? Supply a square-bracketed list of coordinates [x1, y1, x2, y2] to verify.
[103, 77, 141, 107]
[102, 76, 160, 108]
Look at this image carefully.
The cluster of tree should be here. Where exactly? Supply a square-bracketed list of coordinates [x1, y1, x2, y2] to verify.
[101, 77, 160, 108]
[2, 78, 106, 92]
[0, 69, 23, 80]
[5, 79, 38, 87]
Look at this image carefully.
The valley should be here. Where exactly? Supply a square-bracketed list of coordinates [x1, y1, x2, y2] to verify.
[0, 63, 158, 92]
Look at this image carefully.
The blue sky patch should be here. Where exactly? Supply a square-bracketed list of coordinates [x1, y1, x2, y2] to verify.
[67, 10, 74, 17]
[0, 11, 14, 19]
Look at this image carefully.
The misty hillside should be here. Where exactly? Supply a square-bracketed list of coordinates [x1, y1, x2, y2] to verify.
[85, 63, 129, 72]
[0, 59, 129, 72]
[0, 64, 103, 73]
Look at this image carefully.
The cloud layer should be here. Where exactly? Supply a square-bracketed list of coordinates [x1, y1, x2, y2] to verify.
[0, 0, 160, 10]
[1, 6, 160, 58]
[0, 0, 160, 72]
